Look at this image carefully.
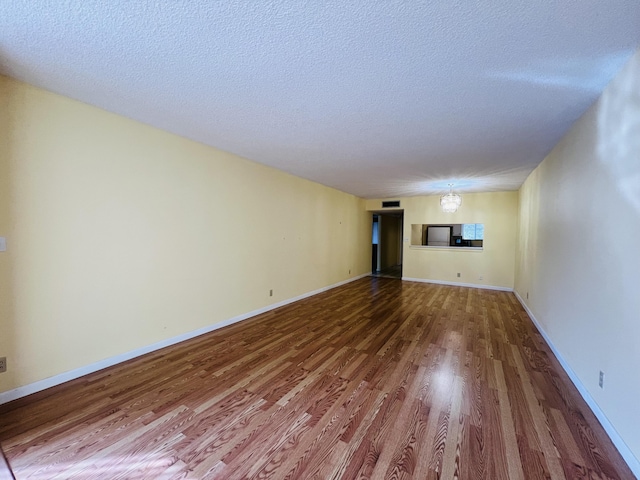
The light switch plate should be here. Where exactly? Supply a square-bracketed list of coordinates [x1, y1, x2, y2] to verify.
[0, 237, 6, 252]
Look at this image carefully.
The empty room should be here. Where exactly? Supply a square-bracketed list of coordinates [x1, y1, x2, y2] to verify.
[1, 1, 639, 479]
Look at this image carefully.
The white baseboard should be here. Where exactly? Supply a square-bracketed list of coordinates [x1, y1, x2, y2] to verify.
[513, 291, 640, 478]
[0, 273, 370, 406]
[401, 276, 513, 292]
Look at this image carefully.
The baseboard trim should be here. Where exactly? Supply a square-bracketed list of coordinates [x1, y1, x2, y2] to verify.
[401, 276, 513, 292]
[513, 291, 640, 478]
[0, 273, 370, 406]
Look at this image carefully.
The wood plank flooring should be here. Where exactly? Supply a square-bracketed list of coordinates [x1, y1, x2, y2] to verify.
[0, 448, 14, 480]
[0, 278, 634, 479]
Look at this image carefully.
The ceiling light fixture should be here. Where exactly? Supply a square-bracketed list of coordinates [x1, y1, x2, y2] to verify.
[440, 184, 462, 213]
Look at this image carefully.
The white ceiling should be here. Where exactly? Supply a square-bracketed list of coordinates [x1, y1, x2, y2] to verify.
[1, 1, 639, 199]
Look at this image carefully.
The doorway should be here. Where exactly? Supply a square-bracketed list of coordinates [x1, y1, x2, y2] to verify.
[371, 212, 403, 279]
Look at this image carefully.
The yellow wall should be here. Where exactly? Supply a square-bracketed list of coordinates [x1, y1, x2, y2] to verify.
[0, 77, 14, 388]
[367, 191, 518, 289]
[0, 76, 371, 394]
[515, 50, 640, 463]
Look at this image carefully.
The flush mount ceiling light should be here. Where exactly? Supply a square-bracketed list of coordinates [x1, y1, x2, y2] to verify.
[440, 184, 462, 213]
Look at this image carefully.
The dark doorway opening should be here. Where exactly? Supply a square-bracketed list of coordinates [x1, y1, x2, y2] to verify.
[371, 212, 403, 279]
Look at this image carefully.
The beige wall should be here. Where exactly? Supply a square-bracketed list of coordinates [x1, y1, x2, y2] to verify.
[515, 50, 640, 463]
[0, 78, 14, 388]
[367, 192, 518, 289]
[0, 76, 371, 394]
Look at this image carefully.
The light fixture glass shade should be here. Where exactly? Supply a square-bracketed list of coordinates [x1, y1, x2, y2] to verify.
[440, 185, 461, 213]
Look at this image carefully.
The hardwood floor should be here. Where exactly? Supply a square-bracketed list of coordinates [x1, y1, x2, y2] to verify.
[0, 448, 14, 480]
[371, 265, 402, 279]
[0, 278, 634, 479]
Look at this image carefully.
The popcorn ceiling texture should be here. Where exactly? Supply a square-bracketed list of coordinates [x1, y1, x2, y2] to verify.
[1, 1, 639, 198]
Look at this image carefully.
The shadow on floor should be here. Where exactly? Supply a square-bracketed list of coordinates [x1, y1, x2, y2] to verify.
[371, 264, 402, 279]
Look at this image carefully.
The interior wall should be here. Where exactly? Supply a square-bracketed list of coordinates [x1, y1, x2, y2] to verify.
[0, 77, 15, 389]
[0, 76, 371, 394]
[367, 192, 518, 289]
[515, 50, 640, 464]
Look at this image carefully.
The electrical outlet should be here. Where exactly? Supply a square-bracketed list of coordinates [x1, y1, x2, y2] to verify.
[269, 289, 273, 297]
[0, 357, 6, 373]
[479, 274, 484, 280]
[457, 273, 461, 278]
[599, 371, 604, 389]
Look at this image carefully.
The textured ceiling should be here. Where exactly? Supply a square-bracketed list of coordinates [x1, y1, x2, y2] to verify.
[1, 1, 639, 198]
